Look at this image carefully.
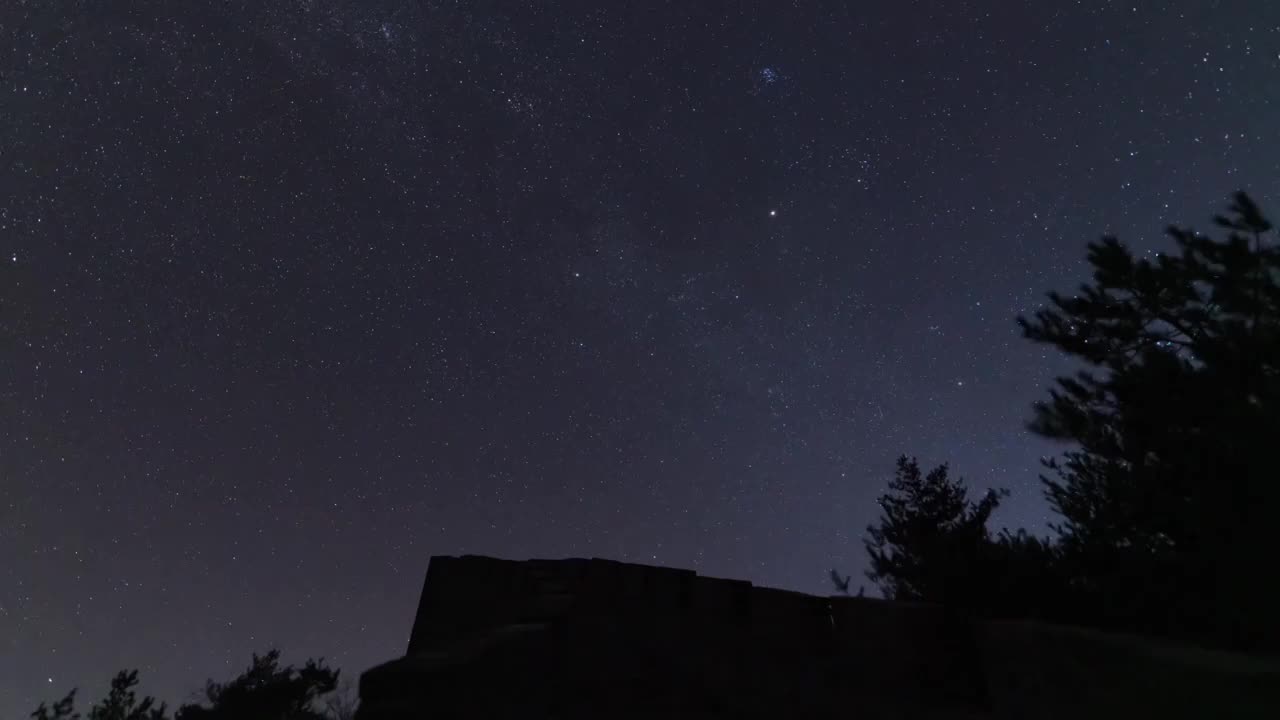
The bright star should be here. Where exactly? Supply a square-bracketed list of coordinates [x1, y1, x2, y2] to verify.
[769, 210, 777, 217]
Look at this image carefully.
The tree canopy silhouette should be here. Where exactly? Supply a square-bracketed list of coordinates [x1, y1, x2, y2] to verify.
[1020, 191, 1280, 649]
[32, 651, 344, 720]
[32, 671, 167, 720]
[175, 650, 339, 720]
[863, 455, 1005, 607]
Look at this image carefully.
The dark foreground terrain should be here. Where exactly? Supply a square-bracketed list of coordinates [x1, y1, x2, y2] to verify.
[356, 555, 1280, 718]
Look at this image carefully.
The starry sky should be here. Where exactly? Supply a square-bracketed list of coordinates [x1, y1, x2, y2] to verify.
[5, 0, 1280, 714]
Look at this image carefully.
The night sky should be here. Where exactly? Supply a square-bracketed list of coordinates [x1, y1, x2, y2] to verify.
[5, 0, 1280, 714]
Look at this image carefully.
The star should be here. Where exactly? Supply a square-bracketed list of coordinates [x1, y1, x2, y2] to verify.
[769, 210, 777, 217]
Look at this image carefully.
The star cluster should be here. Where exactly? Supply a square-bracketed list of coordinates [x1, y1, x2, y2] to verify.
[4, 0, 1280, 714]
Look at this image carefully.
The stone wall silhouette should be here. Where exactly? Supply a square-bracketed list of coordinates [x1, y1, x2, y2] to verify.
[357, 555, 1280, 719]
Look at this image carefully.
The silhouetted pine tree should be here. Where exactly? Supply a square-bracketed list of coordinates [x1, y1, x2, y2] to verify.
[32, 672, 166, 720]
[89, 672, 168, 720]
[33, 651, 346, 720]
[31, 691, 78, 720]
[863, 456, 1005, 608]
[1020, 191, 1280, 650]
[175, 651, 339, 720]
[984, 529, 1070, 622]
